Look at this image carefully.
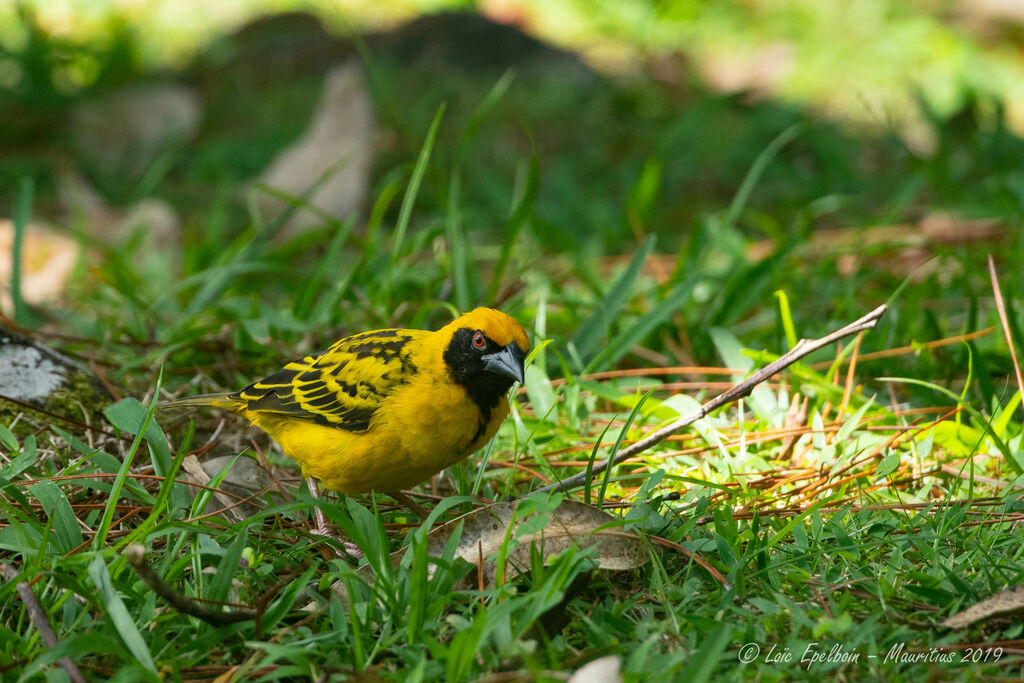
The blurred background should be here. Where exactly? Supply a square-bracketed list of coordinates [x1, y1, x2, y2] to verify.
[2, 0, 1023, 396]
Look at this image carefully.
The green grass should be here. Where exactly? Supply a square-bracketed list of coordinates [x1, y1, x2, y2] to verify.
[4, 8, 1024, 682]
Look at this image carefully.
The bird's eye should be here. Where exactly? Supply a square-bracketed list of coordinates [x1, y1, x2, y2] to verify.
[472, 331, 486, 349]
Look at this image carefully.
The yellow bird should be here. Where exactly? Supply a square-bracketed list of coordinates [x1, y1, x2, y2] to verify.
[169, 307, 529, 521]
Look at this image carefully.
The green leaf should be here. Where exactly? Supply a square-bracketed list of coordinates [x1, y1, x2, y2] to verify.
[584, 419, 616, 506]
[876, 451, 901, 478]
[927, 420, 988, 457]
[260, 565, 319, 629]
[722, 123, 802, 232]
[88, 555, 157, 672]
[626, 157, 662, 226]
[516, 491, 564, 518]
[16, 632, 137, 682]
[104, 398, 171, 476]
[293, 217, 355, 320]
[992, 391, 1022, 438]
[712, 532, 737, 568]
[881, 376, 1022, 474]
[680, 622, 732, 683]
[447, 607, 487, 681]
[710, 327, 752, 372]
[208, 527, 248, 604]
[446, 172, 471, 311]
[524, 364, 558, 425]
[589, 276, 696, 371]
[29, 480, 83, 552]
[599, 389, 655, 505]
[488, 152, 537, 303]
[386, 103, 446, 303]
[811, 410, 826, 451]
[835, 396, 875, 443]
[774, 289, 798, 349]
[0, 434, 36, 480]
[96, 383, 162, 550]
[0, 423, 18, 451]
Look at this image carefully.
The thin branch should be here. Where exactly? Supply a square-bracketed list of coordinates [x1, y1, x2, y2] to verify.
[988, 254, 1024, 411]
[125, 545, 257, 625]
[647, 535, 731, 590]
[1, 564, 88, 683]
[527, 304, 888, 496]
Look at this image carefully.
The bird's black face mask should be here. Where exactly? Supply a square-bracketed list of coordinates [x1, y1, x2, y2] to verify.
[444, 328, 526, 419]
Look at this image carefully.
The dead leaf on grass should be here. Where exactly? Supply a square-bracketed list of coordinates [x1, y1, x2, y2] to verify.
[941, 585, 1024, 629]
[426, 498, 648, 588]
[334, 499, 649, 602]
[567, 655, 623, 683]
[182, 454, 276, 521]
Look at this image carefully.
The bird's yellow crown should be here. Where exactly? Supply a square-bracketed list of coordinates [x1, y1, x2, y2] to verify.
[442, 307, 530, 353]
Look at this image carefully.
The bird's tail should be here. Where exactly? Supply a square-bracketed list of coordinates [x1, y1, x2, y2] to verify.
[161, 393, 245, 413]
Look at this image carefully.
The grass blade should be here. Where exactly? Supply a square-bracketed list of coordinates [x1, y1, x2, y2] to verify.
[11, 177, 34, 326]
[722, 123, 802, 232]
[446, 171, 470, 311]
[386, 103, 446, 304]
[94, 374, 162, 550]
[599, 388, 655, 505]
[29, 481, 83, 552]
[488, 152, 538, 303]
[88, 555, 157, 673]
[586, 275, 696, 372]
[571, 234, 656, 365]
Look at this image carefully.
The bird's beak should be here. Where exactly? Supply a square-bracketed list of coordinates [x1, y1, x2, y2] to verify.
[482, 344, 526, 384]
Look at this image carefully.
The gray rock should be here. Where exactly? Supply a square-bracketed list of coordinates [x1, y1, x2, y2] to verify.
[0, 342, 68, 402]
[0, 326, 112, 432]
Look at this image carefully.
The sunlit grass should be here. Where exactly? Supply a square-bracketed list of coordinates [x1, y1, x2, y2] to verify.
[3, 7, 1024, 680]
[4, 161, 1024, 678]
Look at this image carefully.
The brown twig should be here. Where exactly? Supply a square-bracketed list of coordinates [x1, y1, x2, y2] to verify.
[808, 326, 994, 370]
[527, 305, 888, 496]
[1, 564, 87, 683]
[835, 332, 862, 423]
[125, 545, 257, 625]
[988, 254, 1024, 412]
[646, 535, 731, 590]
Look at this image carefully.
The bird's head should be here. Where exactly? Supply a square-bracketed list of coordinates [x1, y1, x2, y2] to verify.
[441, 308, 530, 410]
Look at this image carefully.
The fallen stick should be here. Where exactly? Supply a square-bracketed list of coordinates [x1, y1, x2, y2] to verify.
[527, 304, 888, 496]
[2, 564, 88, 683]
[125, 544, 257, 626]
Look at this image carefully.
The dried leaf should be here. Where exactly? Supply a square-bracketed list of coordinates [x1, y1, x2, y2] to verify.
[183, 455, 276, 521]
[941, 585, 1024, 629]
[423, 499, 648, 588]
[0, 220, 77, 311]
[333, 499, 649, 602]
[567, 655, 623, 683]
[779, 392, 808, 460]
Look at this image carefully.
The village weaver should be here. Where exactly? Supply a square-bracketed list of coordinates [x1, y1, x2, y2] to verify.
[169, 307, 529, 529]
